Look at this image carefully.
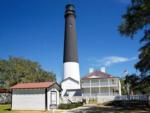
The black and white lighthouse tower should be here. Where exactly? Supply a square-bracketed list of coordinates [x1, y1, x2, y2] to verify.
[61, 4, 81, 97]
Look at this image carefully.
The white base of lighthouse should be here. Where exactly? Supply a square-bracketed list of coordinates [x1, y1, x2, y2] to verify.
[64, 62, 80, 82]
[61, 62, 81, 98]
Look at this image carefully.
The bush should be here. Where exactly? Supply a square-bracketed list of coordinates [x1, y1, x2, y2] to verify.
[58, 102, 83, 109]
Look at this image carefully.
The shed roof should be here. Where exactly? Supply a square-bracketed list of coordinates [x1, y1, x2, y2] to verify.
[10, 82, 55, 89]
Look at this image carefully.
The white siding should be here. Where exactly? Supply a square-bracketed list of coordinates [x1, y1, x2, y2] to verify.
[12, 89, 45, 110]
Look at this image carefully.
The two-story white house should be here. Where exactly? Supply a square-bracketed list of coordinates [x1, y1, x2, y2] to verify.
[81, 68, 121, 97]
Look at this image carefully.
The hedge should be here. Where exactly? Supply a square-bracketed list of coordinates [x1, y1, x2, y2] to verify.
[58, 102, 83, 109]
[104, 100, 149, 107]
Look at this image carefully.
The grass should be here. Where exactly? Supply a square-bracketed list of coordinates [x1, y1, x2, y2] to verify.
[0, 104, 15, 113]
[0, 104, 65, 113]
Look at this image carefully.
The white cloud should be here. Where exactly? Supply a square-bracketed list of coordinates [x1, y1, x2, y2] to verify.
[99, 56, 128, 66]
[88, 56, 137, 67]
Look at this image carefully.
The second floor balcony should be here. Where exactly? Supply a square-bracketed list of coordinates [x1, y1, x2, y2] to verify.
[81, 80, 118, 88]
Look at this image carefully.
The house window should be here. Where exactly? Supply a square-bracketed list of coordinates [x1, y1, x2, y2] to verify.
[91, 79, 99, 86]
[100, 79, 108, 86]
[91, 88, 99, 96]
[82, 88, 90, 96]
[82, 80, 90, 87]
[100, 87, 109, 95]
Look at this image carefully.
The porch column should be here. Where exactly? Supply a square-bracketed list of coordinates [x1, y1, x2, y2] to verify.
[99, 79, 101, 95]
[90, 80, 91, 96]
[119, 80, 122, 95]
[108, 79, 110, 96]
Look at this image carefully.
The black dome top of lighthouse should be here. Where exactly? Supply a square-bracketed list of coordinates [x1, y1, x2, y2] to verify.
[65, 4, 76, 17]
[65, 4, 75, 11]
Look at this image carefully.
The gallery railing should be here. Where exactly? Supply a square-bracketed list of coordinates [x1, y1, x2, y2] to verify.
[82, 82, 118, 87]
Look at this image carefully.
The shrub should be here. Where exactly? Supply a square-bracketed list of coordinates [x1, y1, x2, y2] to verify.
[104, 100, 149, 107]
[58, 102, 83, 109]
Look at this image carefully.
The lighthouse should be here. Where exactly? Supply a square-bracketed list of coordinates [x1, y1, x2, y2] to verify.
[61, 4, 81, 98]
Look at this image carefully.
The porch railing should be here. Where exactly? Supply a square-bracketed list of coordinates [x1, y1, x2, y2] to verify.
[82, 92, 119, 96]
[82, 82, 118, 87]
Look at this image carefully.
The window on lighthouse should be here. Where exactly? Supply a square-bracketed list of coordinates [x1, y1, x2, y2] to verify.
[69, 23, 73, 28]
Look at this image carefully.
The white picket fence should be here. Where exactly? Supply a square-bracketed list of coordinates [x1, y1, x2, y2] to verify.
[115, 95, 149, 100]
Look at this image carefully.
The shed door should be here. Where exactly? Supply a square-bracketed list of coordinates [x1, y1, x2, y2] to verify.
[51, 91, 57, 105]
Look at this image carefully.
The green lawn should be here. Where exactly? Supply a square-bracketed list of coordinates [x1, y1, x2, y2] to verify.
[0, 104, 15, 113]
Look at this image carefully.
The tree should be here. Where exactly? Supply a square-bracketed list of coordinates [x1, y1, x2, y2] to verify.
[138, 76, 150, 94]
[0, 57, 56, 88]
[118, 0, 150, 76]
[120, 74, 140, 95]
[125, 74, 140, 95]
[120, 78, 127, 95]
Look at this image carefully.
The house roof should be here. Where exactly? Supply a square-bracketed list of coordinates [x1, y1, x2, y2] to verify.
[82, 70, 117, 80]
[10, 82, 55, 89]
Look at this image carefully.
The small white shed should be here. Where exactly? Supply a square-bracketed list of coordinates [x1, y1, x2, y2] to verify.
[11, 82, 61, 110]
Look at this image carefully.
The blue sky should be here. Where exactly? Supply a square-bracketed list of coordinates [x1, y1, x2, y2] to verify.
[0, 0, 141, 82]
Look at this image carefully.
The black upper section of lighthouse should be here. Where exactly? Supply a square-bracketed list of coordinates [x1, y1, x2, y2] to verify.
[63, 4, 78, 63]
